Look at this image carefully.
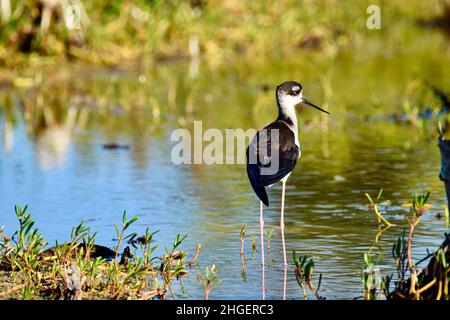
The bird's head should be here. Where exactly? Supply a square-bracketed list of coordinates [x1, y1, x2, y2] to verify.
[276, 81, 329, 114]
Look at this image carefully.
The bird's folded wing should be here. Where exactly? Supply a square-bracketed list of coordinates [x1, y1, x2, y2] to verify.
[246, 124, 299, 187]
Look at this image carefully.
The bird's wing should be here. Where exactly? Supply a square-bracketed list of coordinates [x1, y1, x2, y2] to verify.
[246, 121, 300, 205]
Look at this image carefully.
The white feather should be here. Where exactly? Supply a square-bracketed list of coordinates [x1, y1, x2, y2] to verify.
[278, 93, 302, 148]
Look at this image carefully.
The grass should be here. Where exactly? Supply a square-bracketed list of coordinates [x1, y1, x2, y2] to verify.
[0, 1, 446, 67]
[0, 204, 211, 300]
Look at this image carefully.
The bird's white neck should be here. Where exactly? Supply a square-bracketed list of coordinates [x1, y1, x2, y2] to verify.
[277, 95, 300, 147]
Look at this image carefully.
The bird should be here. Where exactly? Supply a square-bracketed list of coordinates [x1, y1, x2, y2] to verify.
[246, 81, 329, 270]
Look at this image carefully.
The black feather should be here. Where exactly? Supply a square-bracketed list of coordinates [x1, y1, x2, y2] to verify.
[246, 120, 300, 206]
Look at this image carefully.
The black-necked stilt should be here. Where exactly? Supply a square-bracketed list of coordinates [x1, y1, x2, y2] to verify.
[246, 81, 329, 271]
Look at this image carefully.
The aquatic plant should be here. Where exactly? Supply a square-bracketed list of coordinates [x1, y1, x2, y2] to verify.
[387, 233, 450, 300]
[201, 264, 221, 300]
[250, 235, 257, 257]
[0, 205, 46, 288]
[187, 244, 201, 267]
[405, 193, 430, 297]
[365, 189, 392, 227]
[160, 233, 189, 298]
[293, 251, 324, 300]
[361, 252, 384, 300]
[444, 205, 450, 228]
[266, 227, 274, 251]
[361, 191, 450, 300]
[113, 210, 138, 267]
[239, 225, 247, 281]
[0, 205, 202, 300]
[239, 224, 246, 256]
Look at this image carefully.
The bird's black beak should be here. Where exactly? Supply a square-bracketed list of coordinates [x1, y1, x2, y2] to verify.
[301, 98, 330, 114]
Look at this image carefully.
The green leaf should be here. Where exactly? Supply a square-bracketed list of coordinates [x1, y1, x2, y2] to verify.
[377, 189, 383, 201]
[125, 216, 138, 229]
[24, 221, 35, 236]
[364, 253, 370, 266]
[292, 250, 298, 264]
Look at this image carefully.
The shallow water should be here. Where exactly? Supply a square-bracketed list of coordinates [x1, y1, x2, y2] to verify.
[1, 22, 450, 299]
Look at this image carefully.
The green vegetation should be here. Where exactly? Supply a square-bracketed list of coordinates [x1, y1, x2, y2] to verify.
[293, 251, 324, 300]
[361, 192, 450, 300]
[201, 264, 221, 300]
[365, 189, 392, 227]
[294, 191, 449, 300]
[0, 205, 207, 299]
[0, 0, 448, 67]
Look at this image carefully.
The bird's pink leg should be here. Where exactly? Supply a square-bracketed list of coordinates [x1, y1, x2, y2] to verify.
[280, 180, 287, 266]
[259, 200, 265, 267]
[259, 201, 266, 299]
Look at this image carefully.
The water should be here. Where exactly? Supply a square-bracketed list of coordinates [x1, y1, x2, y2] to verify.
[1, 22, 450, 299]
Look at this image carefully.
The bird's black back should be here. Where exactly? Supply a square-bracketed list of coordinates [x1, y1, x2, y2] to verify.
[246, 120, 300, 206]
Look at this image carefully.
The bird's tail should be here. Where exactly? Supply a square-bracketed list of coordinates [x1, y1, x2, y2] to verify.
[254, 185, 269, 207]
[247, 164, 269, 206]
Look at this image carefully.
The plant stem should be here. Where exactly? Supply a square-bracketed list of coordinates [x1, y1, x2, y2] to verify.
[374, 205, 392, 226]
[407, 216, 420, 295]
[114, 229, 125, 268]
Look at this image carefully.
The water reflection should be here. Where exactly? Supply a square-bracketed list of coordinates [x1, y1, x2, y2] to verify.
[2, 120, 12, 153]
[35, 124, 71, 170]
[34, 107, 79, 170]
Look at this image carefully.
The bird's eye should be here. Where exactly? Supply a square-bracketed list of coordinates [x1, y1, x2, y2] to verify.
[291, 86, 301, 95]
